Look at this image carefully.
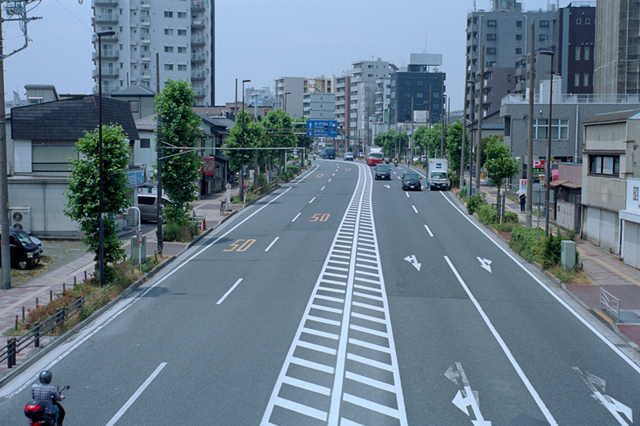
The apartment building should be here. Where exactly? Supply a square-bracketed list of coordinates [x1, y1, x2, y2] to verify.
[303, 93, 336, 120]
[92, 0, 214, 106]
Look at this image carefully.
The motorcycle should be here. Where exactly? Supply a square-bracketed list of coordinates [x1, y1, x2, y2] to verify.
[393, 159, 398, 167]
[24, 385, 69, 426]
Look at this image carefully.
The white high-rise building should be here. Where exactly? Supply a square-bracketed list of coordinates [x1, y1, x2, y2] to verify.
[92, 0, 214, 106]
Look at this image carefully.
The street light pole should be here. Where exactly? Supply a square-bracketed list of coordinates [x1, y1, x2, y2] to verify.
[540, 49, 555, 237]
[241, 79, 251, 202]
[466, 80, 476, 195]
[97, 30, 115, 287]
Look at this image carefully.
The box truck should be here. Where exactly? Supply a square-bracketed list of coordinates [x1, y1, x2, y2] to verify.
[367, 147, 384, 166]
[427, 159, 449, 191]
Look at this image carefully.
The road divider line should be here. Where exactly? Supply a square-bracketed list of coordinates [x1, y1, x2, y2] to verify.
[216, 278, 243, 305]
[292, 212, 302, 222]
[412, 205, 418, 213]
[424, 224, 434, 237]
[321, 186, 326, 191]
[309, 197, 316, 204]
[105, 362, 167, 426]
[444, 256, 558, 425]
[406, 192, 410, 198]
[265, 237, 279, 252]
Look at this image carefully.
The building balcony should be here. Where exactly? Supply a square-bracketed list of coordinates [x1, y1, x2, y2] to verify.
[92, 0, 118, 6]
[92, 68, 119, 79]
[191, 70, 206, 80]
[140, 16, 150, 25]
[140, 35, 151, 44]
[192, 0, 205, 11]
[191, 36, 205, 46]
[94, 14, 118, 24]
[140, 1, 150, 8]
[193, 89, 206, 98]
[141, 73, 151, 80]
[191, 19, 204, 28]
[191, 53, 206, 63]
[93, 51, 119, 61]
[140, 53, 151, 62]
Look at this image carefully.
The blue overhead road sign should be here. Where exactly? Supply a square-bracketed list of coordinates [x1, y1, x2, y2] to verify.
[306, 120, 338, 137]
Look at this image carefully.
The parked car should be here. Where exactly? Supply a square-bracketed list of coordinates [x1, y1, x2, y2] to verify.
[375, 164, 391, 180]
[30, 235, 44, 255]
[401, 171, 422, 191]
[0, 227, 41, 269]
[344, 152, 354, 161]
[138, 193, 171, 223]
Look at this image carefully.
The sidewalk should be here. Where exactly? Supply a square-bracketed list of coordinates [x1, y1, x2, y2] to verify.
[0, 187, 240, 378]
[479, 181, 640, 349]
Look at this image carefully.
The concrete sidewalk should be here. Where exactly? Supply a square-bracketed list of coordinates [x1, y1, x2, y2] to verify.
[478, 181, 640, 350]
[0, 186, 241, 378]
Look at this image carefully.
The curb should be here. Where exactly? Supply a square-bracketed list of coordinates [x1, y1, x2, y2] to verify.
[0, 183, 284, 387]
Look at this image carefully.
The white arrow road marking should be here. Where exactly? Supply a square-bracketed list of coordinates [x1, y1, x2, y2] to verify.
[404, 255, 421, 271]
[574, 367, 633, 425]
[477, 257, 492, 273]
[446, 363, 492, 425]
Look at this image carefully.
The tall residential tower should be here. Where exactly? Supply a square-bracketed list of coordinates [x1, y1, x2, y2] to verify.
[92, 0, 214, 106]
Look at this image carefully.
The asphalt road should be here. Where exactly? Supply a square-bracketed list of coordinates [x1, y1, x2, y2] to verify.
[1, 160, 640, 425]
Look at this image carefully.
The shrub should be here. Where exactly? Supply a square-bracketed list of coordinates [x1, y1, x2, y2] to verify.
[459, 187, 468, 199]
[477, 204, 498, 225]
[466, 192, 487, 215]
[509, 226, 543, 263]
[503, 211, 519, 223]
[163, 221, 199, 242]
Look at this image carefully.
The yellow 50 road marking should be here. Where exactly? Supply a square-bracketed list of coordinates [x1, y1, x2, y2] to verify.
[223, 239, 256, 252]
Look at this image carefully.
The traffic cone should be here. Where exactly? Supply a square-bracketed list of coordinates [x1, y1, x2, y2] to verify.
[203, 217, 207, 230]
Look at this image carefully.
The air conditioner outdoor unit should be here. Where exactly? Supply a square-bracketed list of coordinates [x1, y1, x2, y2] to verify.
[10, 207, 31, 234]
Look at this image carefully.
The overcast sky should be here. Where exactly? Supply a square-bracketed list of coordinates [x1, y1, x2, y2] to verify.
[3, 0, 572, 110]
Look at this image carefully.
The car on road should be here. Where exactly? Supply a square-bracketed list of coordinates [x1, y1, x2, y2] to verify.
[344, 152, 354, 161]
[375, 164, 391, 180]
[401, 171, 422, 191]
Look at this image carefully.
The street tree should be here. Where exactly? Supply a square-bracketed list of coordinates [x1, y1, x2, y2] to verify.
[155, 79, 203, 228]
[445, 120, 468, 187]
[65, 125, 131, 282]
[261, 109, 295, 170]
[374, 129, 407, 159]
[294, 116, 313, 164]
[225, 109, 264, 173]
[484, 135, 520, 216]
[413, 124, 442, 158]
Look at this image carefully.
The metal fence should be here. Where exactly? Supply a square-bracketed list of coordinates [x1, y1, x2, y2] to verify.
[1, 296, 85, 369]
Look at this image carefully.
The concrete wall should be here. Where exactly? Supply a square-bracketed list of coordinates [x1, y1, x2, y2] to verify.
[8, 177, 80, 237]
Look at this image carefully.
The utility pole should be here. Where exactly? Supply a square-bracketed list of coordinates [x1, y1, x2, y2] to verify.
[440, 74, 445, 158]
[476, 44, 485, 194]
[461, 56, 468, 188]
[156, 53, 163, 256]
[0, 1, 40, 289]
[526, 20, 535, 227]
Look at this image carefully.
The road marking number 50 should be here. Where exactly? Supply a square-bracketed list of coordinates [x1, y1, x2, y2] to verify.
[310, 213, 330, 222]
[223, 239, 256, 252]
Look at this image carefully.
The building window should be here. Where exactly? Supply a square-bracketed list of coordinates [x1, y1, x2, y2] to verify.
[487, 33, 496, 41]
[140, 139, 151, 148]
[177, 12, 186, 18]
[589, 155, 620, 176]
[129, 100, 139, 113]
[515, 48, 522, 55]
[164, 28, 173, 36]
[487, 19, 497, 27]
[540, 20, 549, 27]
[516, 34, 523, 41]
[576, 18, 581, 24]
[164, 46, 173, 53]
[575, 47, 581, 60]
[584, 73, 589, 87]
[534, 118, 569, 140]
[586, 18, 591, 24]
[516, 20, 523, 27]
[32, 143, 77, 172]
[178, 29, 187, 36]
[178, 64, 187, 71]
[178, 46, 187, 53]
[575, 73, 580, 87]
[540, 34, 547, 41]
[584, 46, 590, 61]
[416, 92, 423, 98]
[164, 11, 173, 18]
[486, 47, 496, 54]
[164, 64, 174, 70]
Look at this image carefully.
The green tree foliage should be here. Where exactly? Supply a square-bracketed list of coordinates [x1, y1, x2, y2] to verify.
[225, 109, 264, 173]
[484, 135, 520, 211]
[155, 79, 203, 227]
[413, 124, 442, 158]
[294, 116, 313, 163]
[373, 129, 408, 159]
[445, 120, 468, 187]
[261, 109, 295, 168]
[65, 125, 131, 281]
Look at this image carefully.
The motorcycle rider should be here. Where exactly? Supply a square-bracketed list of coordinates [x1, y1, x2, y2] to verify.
[32, 370, 65, 426]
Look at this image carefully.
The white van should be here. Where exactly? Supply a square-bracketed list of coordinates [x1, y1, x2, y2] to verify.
[138, 194, 170, 222]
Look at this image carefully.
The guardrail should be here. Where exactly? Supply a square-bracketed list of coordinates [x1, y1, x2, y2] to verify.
[600, 287, 620, 324]
[1, 296, 85, 369]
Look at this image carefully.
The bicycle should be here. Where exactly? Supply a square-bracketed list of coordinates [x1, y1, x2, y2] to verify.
[220, 200, 226, 215]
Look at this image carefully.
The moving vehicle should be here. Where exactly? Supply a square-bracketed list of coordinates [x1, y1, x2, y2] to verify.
[24, 385, 69, 426]
[401, 171, 422, 191]
[138, 193, 171, 222]
[375, 163, 391, 180]
[427, 158, 449, 191]
[344, 152, 354, 161]
[0, 227, 40, 270]
[367, 147, 384, 166]
[322, 147, 336, 159]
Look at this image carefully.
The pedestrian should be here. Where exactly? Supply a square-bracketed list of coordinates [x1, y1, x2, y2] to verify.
[519, 193, 526, 212]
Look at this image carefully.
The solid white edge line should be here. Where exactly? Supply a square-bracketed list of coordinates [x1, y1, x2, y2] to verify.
[444, 256, 558, 426]
[424, 224, 434, 237]
[440, 191, 640, 375]
[216, 278, 243, 305]
[265, 237, 279, 252]
[105, 362, 167, 426]
[292, 212, 302, 222]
